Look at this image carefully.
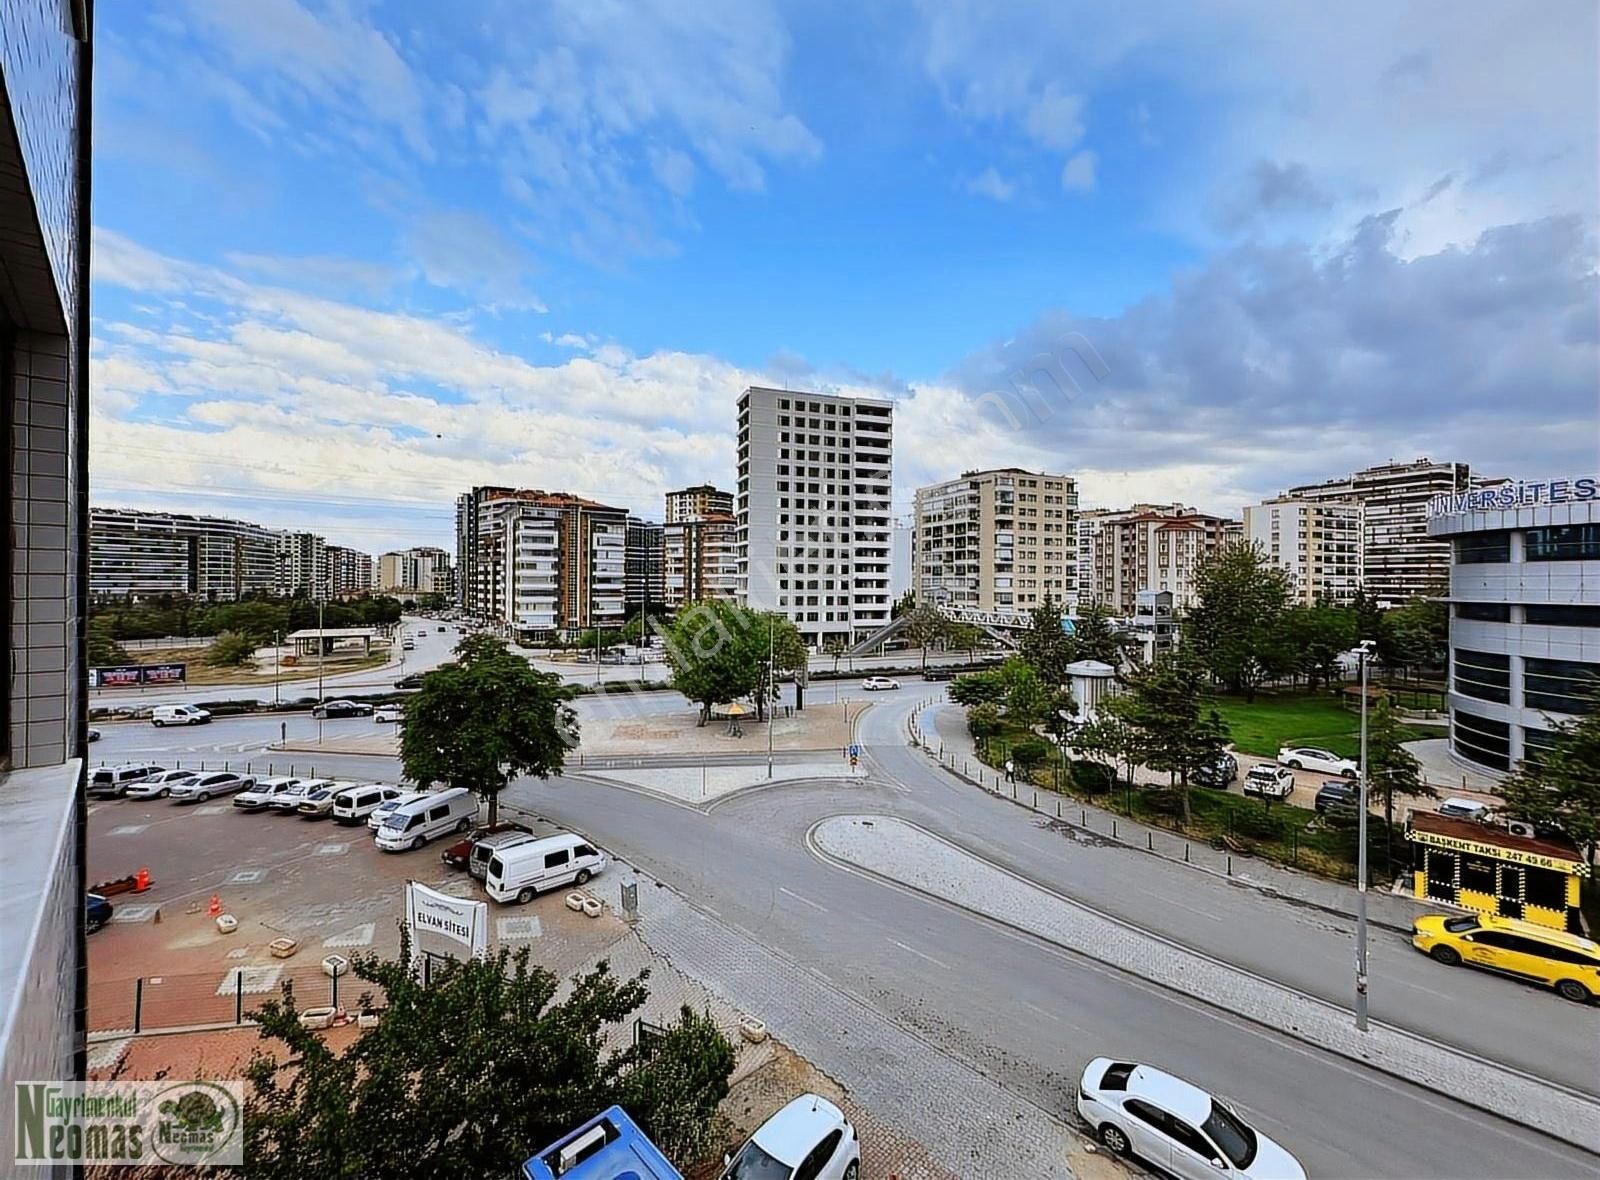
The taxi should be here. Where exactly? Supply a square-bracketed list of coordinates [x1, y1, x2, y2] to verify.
[1412, 912, 1600, 1003]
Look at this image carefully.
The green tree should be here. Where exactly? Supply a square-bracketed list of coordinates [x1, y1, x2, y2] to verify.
[752, 611, 808, 718]
[1071, 602, 1137, 668]
[1277, 601, 1356, 691]
[946, 622, 987, 662]
[890, 589, 916, 618]
[1102, 649, 1230, 825]
[823, 637, 846, 675]
[1186, 542, 1291, 700]
[998, 657, 1053, 728]
[1011, 737, 1051, 775]
[1365, 697, 1432, 869]
[901, 604, 950, 675]
[86, 618, 127, 666]
[662, 601, 762, 726]
[244, 936, 734, 1179]
[1501, 696, 1600, 864]
[399, 635, 576, 827]
[1381, 596, 1448, 678]
[1018, 594, 1076, 685]
[948, 668, 1006, 707]
[1073, 710, 1140, 794]
[206, 630, 258, 668]
[967, 702, 1002, 746]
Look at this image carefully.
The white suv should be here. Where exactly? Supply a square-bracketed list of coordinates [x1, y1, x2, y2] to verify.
[720, 1094, 860, 1180]
[1243, 764, 1295, 799]
[151, 704, 211, 727]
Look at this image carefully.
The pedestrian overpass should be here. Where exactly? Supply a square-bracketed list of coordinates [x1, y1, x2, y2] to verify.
[845, 603, 1037, 658]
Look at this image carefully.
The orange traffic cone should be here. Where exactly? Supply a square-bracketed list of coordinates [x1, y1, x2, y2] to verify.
[134, 867, 150, 893]
[208, 894, 221, 917]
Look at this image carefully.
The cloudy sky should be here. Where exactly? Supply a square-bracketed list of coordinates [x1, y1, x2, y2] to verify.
[93, 1, 1599, 554]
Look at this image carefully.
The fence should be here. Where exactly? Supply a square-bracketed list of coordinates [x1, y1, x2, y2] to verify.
[89, 963, 383, 1036]
[118, 636, 217, 651]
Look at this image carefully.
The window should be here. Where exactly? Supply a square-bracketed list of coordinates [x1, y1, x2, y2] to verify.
[1525, 867, 1568, 913]
[428, 805, 449, 821]
[1525, 604, 1600, 627]
[1523, 726, 1560, 761]
[544, 849, 570, 869]
[1524, 657, 1599, 714]
[1454, 648, 1509, 704]
[1454, 531, 1511, 563]
[793, 1130, 843, 1180]
[1166, 1117, 1222, 1164]
[1460, 854, 1496, 894]
[1453, 710, 1510, 770]
[1454, 602, 1509, 622]
[1526, 523, 1600, 561]
[1122, 1099, 1168, 1134]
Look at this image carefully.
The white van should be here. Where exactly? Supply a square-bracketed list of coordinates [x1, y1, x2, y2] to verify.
[151, 704, 211, 727]
[332, 783, 404, 824]
[87, 763, 165, 798]
[374, 788, 477, 851]
[367, 790, 427, 831]
[484, 833, 607, 904]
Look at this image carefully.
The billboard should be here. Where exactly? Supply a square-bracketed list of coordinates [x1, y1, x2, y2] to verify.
[404, 881, 488, 969]
[90, 664, 187, 689]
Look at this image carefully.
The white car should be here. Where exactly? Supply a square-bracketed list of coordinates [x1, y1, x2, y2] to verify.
[1243, 764, 1295, 799]
[268, 778, 334, 812]
[1437, 797, 1490, 821]
[861, 676, 900, 691]
[169, 771, 254, 802]
[1277, 746, 1357, 778]
[234, 776, 302, 810]
[151, 704, 211, 727]
[720, 1094, 860, 1180]
[124, 769, 198, 800]
[87, 763, 166, 798]
[297, 780, 359, 818]
[374, 705, 405, 724]
[1077, 1058, 1306, 1180]
[367, 790, 427, 831]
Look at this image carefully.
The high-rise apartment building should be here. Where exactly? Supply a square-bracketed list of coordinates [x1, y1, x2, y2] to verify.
[1285, 458, 1473, 607]
[625, 517, 665, 614]
[376, 546, 450, 594]
[471, 490, 628, 641]
[2, 0, 92, 1098]
[1242, 497, 1364, 605]
[1074, 504, 1231, 614]
[456, 484, 513, 611]
[90, 508, 280, 600]
[276, 530, 328, 599]
[736, 386, 893, 647]
[325, 545, 375, 598]
[664, 483, 734, 525]
[913, 469, 1078, 614]
[663, 514, 739, 609]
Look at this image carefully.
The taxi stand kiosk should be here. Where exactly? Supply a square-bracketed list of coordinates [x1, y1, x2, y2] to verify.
[1408, 811, 1587, 935]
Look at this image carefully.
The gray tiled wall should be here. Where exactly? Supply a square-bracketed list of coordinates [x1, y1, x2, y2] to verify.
[9, 328, 81, 767]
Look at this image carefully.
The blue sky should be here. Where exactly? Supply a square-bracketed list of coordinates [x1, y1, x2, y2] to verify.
[90, 1, 1599, 554]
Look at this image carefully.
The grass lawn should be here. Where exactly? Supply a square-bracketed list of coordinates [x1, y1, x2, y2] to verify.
[124, 645, 391, 686]
[1206, 691, 1429, 759]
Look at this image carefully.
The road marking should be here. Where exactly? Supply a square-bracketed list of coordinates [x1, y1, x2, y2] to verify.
[1164, 897, 1222, 923]
[106, 824, 149, 836]
[312, 843, 349, 856]
[195, 804, 229, 816]
[1022, 1000, 1062, 1023]
[86, 1038, 130, 1072]
[779, 886, 829, 913]
[109, 903, 159, 924]
[217, 966, 281, 996]
[323, 922, 375, 948]
[890, 939, 949, 970]
[226, 869, 266, 885]
[497, 915, 543, 941]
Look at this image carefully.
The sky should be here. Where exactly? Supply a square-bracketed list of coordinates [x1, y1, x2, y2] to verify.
[90, 0, 1600, 555]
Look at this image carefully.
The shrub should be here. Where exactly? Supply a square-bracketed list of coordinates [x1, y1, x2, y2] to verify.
[1011, 738, 1051, 771]
[1069, 760, 1116, 795]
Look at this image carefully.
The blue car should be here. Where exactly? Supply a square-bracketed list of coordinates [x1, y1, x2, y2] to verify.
[86, 894, 113, 933]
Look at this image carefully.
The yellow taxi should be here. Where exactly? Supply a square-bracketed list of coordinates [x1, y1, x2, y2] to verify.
[1412, 913, 1600, 1003]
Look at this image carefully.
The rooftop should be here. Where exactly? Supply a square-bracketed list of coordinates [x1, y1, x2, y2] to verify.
[1409, 811, 1582, 866]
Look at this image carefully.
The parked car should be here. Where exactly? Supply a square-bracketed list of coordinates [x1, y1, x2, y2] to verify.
[1314, 780, 1360, 817]
[484, 833, 606, 904]
[87, 763, 165, 798]
[369, 790, 428, 831]
[402, 639, 416, 651]
[440, 820, 532, 867]
[169, 771, 254, 802]
[1242, 764, 1295, 799]
[312, 699, 374, 719]
[151, 704, 211, 727]
[921, 665, 956, 681]
[86, 894, 113, 933]
[297, 780, 359, 818]
[436, 625, 447, 632]
[719, 1093, 861, 1180]
[233, 776, 302, 810]
[1412, 913, 1600, 1003]
[861, 676, 900, 691]
[124, 769, 197, 800]
[374, 704, 405, 724]
[1437, 797, 1490, 822]
[331, 783, 404, 824]
[1192, 753, 1239, 790]
[374, 788, 478, 852]
[469, 830, 542, 880]
[268, 778, 333, 812]
[87, 727, 101, 742]
[1276, 746, 1357, 778]
[394, 673, 426, 690]
[1077, 1057, 1305, 1179]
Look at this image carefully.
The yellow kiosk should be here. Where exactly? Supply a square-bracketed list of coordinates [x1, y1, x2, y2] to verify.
[1408, 812, 1587, 934]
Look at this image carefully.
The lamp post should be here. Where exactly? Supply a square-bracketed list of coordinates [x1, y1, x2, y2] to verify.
[1355, 638, 1377, 1032]
[273, 629, 281, 708]
[766, 613, 775, 780]
[317, 597, 327, 745]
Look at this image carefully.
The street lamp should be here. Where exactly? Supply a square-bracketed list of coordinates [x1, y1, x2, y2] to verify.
[766, 612, 775, 780]
[1354, 637, 1378, 1032]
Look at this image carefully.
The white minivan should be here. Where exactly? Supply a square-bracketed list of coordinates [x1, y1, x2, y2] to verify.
[151, 704, 211, 727]
[484, 833, 607, 904]
[374, 788, 477, 851]
[332, 783, 404, 824]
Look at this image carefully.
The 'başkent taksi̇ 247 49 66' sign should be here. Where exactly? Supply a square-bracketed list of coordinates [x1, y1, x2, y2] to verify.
[1428, 476, 1599, 517]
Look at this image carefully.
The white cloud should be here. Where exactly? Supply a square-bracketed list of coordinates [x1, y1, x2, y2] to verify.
[1024, 86, 1085, 150]
[224, 252, 398, 299]
[964, 167, 1017, 202]
[1060, 150, 1097, 192]
[402, 209, 546, 311]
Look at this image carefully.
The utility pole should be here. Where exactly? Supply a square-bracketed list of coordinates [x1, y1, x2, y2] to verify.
[316, 597, 326, 745]
[273, 628, 281, 708]
[1355, 638, 1376, 1032]
[767, 613, 775, 780]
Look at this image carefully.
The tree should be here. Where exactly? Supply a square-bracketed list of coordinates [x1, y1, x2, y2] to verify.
[1186, 542, 1291, 700]
[206, 629, 258, 668]
[946, 622, 987, 662]
[1074, 710, 1140, 795]
[1381, 596, 1448, 678]
[1364, 697, 1432, 870]
[823, 637, 846, 675]
[752, 611, 808, 719]
[1101, 648, 1230, 825]
[244, 935, 734, 1179]
[948, 668, 1006, 707]
[901, 604, 950, 674]
[661, 601, 762, 726]
[1277, 602, 1355, 691]
[967, 702, 1002, 746]
[890, 589, 915, 619]
[1018, 594, 1076, 685]
[1011, 737, 1050, 775]
[400, 635, 576, 827]
[87, 618, 127, 666]
[1501, 697, 1600, 864]
[998, 658, 1053, 728]
[1071, 602, 1137, 668]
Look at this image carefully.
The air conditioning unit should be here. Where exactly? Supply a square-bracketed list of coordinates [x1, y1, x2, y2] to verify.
[1507, 820, 1536, 839]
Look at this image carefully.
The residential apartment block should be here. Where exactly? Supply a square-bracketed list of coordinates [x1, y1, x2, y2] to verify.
[469, 490, 628, 642]
[90, 507, 280, 601]
[1285, 458, 1473, 606]
[912, 468, 1078, 614]
[276, 530, 328, 599]
[663, 513, 739, 609]
[1074, 504, 1230, 614]
[325, 545, 374, 598]
[625, 517, 665, 614]
[376, 546, 450, 595]
[1242, 497, 1364, 604]
[664, 483, 734, 525]
[455, 484, 513, 611]
[737, 386, 893, 647]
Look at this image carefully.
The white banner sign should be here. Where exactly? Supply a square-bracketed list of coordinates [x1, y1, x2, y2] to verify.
[405, 881, 488, 967]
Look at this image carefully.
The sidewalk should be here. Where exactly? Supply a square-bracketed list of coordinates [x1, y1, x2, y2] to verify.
[911, 698, 1436, 933]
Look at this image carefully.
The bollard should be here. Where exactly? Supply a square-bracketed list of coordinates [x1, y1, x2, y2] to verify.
[1148, 832, 1153, 850]
[235, 974, 244, 1024]
[1056, 799, 1061, 818]
[1033, 791, 1037, 808]
[1112, 820, 1118, 839]
[133, 978, 144, 1034]
[1185, 842, 1190, 863]
[1227, 855, 1233, 876]
[1081, 808, 1086, 825]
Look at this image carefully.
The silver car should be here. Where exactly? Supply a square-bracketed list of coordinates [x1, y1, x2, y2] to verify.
[168, 771, 255, 802]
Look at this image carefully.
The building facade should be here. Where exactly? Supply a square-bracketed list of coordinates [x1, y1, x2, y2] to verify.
[736, 386, 893, 647]
[664, 483, 734, 525]
[455, 484, 513, 611]
[376, 546, 450, 595]
[662, 514, 739, 609]
[1242, 497, 1364, 604]
[325, 545, 374, 598]
[472, 491, 628, 641]
[1429, 479, 1600, 775]
[625, 517, 665, 615]
[1287, 458, 1473, 607]
[1074, 504, 1230, 614]
[1, 0, 92, 1104]
[90, 507, 279, 600]
[913, 469, 1078, 614]
[275, 530, 327, 599]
